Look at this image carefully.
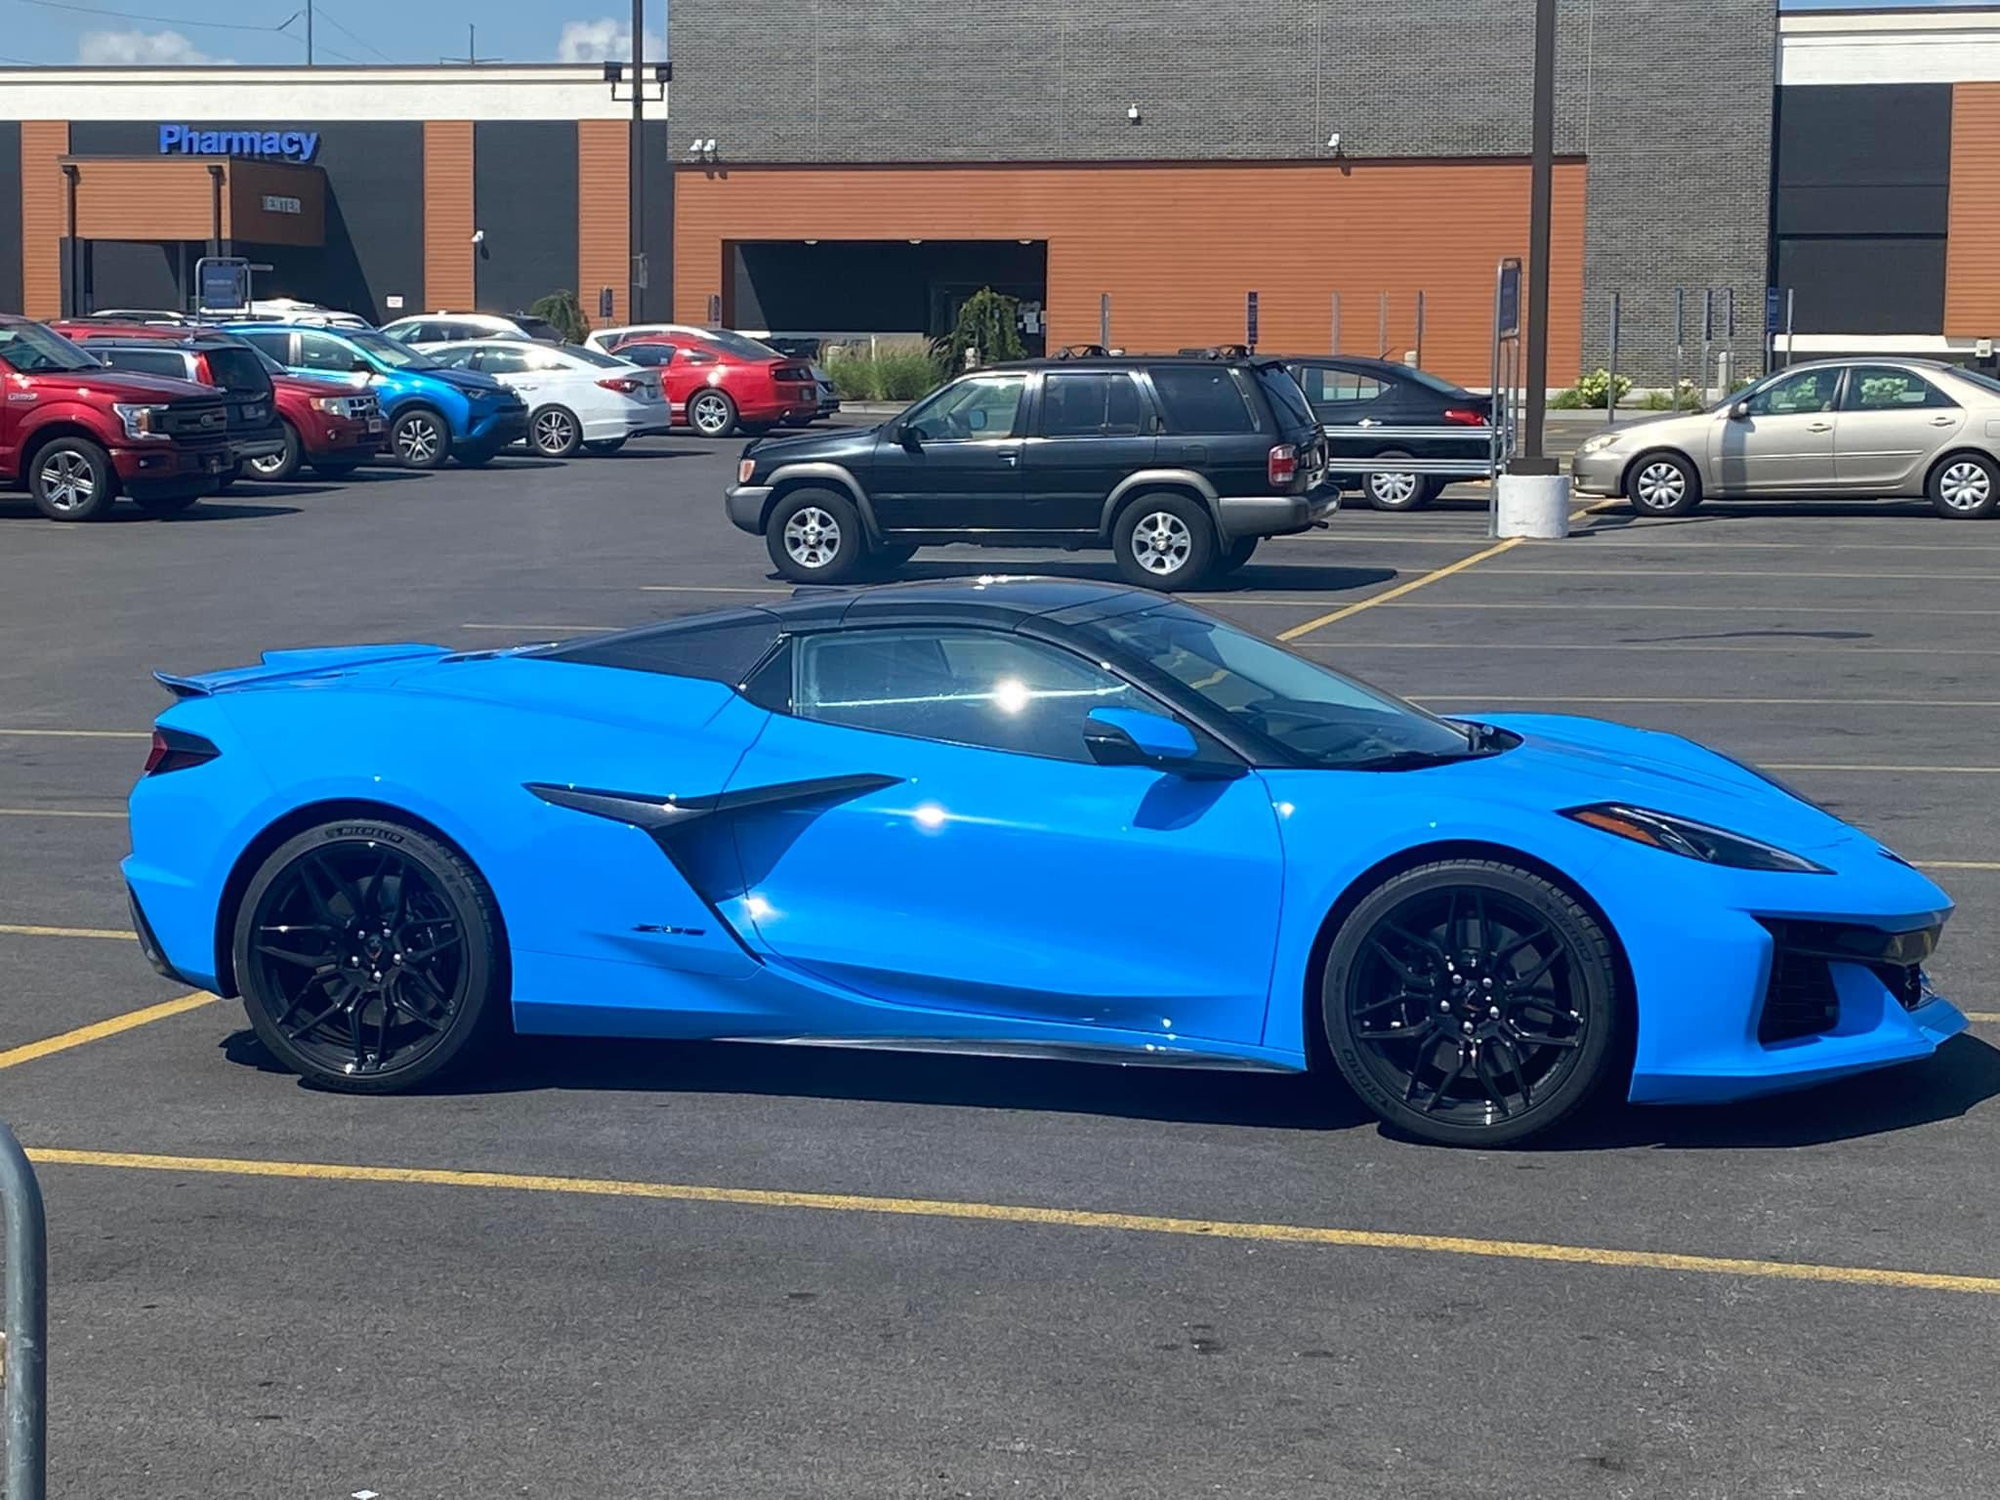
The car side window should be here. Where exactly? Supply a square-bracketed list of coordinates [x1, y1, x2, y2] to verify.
[625, 345, 674, 367]
[794, 628, 1140, 762]
[902, 375, 1028, 442]
[1744, 368, 1839, 417]
[98, 348, 191, 379]
[1840, 367, 1956, 412]
[477, 347, 532, 375]
[1040, 372, 1148, 438]
[236, 329, 293, 364]
[1293, 367, 1388, 408]
[296, 332, 357, 374]
[1147, 367, 1258, 433]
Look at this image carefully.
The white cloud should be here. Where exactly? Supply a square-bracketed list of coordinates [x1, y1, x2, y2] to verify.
[556, 17, 665, 64]
[78, 29, 221, 65]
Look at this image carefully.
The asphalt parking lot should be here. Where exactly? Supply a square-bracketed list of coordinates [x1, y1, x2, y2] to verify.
[4, 437, 1999, 1499]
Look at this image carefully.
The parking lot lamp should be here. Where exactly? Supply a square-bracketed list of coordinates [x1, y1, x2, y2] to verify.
[1519, 0, 1557, 473]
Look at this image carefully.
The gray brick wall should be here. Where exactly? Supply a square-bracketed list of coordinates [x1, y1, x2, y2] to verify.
[672, 0, 1776, 382]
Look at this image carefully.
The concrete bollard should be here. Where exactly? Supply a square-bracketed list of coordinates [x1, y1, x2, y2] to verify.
[1494, 471, 1572, 538]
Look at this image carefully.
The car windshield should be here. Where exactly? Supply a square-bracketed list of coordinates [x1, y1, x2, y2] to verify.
[697, 329, 784, 360]
[348, 331, 440, 370]
[1075, 605, 1486, 769]
[560, 344, 629, 369]
[513, 316, 565, 342]
[1397, 364, 1473, 397]
[0, 322, 103, 373]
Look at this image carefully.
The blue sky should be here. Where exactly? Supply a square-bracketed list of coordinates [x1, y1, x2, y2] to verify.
[0, 0, 664, 66]
[0, 0, 1989, 68]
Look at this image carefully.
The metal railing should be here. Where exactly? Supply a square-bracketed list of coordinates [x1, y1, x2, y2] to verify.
[2, 1123, 46, 1500]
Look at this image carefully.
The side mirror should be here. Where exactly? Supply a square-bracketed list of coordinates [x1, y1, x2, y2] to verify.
[966, 408, 989, 433]
[896, 422, 924, 452]
[1728, 400, 1750, 420]
[351, 358, 373, 374]
[1084, 707, 1199, 769]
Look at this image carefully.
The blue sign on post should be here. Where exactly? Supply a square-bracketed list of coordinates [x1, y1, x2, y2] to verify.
[1765, 286, 1783, 335]
[195, 257, 251, 314]
[1496, 260, 1521, 337]
[1246, 291, 1259, 351]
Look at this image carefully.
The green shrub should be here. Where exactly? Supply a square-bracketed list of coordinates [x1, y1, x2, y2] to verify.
[1640, 379, 1701, 411]
[935, 287, 1023, 378]
[824, 349, 939, 403]
[1572, 367, 1632, 409]
[530, 289, 590, 344]
[1549, 387, 1583, 410]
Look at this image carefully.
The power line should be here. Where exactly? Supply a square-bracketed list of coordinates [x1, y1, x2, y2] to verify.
[311, 8, 393, 64]
[13, 0, 303, 34]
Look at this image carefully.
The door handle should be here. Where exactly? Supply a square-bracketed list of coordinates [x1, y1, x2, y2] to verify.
[1357, 418, 1381, 428]
[999, 450, 1020, 466]
[1806, 421, 1832, 433]
[1931, 415, 1958, 426]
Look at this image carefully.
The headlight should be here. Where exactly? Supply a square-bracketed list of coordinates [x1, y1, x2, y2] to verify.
[1575, 431, 1620, 456]
[113, 402, 172, 440]
[1564, 803, 1830, 873]
[309, 395, 359, 416]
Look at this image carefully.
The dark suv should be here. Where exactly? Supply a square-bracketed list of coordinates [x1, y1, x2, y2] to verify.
[726, 354, 1331, 589]
[53, 326, 286, 484]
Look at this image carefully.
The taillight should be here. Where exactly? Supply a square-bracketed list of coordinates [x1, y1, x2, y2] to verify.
[1268, 444, 1298, 486]
[1443, 407, 1488, 426]
[144, 726, 219, 776]
[597, 376, 645, 394]
[738, 459, 756, 484]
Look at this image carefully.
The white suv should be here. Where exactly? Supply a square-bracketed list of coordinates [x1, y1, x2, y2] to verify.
[380, 312, 566, 349]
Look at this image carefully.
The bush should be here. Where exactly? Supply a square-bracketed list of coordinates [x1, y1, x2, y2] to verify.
[1640, 379, 1701, 411]
[935, 287, 1023, 378]
[825, 349, 938, 403]
[530, 289, 590, 344]
[1572, 367, 1632, 409]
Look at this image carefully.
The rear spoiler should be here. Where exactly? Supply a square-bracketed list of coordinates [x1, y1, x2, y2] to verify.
[153, 643, 451, 700]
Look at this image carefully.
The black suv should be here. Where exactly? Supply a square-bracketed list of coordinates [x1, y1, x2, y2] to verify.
[69, 331, 286, 484]
[726, 354, 1330, 589]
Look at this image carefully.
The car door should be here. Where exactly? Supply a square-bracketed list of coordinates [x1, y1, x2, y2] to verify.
[1835, 365, 1965, 491]
[1146, 364, 1268, 495]
[1019, 369, 1157, 533]
[869, 372, 1030, 532]
[720, 624, 1285, 1045]
[469, 344, 537, 399]
[1710, 366, 1843, 493]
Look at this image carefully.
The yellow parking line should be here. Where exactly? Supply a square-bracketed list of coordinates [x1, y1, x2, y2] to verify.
[1372, 601, 2000, 616]
[0, 923, 135, 940]
[1278, 538, 1526, 640]
[1921, 861, 2000, 871]
[0, 728, 149, 739]
[0, 992, 214, 1072]
[1480, 566, 2000, 580]
[0, 807, 124, 820]
[1296, 641, 2000, 657]
[1968, 1012, 2000, 1024]
[24, 1146, 2000, 1297]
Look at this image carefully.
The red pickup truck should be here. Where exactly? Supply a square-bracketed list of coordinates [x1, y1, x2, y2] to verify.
[52, 320, 382, 482]
[0, 315, 232, 520]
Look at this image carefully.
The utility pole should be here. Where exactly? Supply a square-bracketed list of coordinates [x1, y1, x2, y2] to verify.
[468, 24, 476, 65]
[305, 0, 314, 65]
[1515, 0, 1557, 469]
[629, 0, 647, 321]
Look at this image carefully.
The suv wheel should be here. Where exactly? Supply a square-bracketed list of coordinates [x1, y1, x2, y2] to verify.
[767, 488, 865, 584]
[1113, 493, 1216, 590]
[29, 436, 118, 521]
[391, 409, 451, 469]
[248, 421, 303, 482]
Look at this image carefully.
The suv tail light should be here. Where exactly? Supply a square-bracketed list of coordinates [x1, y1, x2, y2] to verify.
[144, 726, 219, 776]
[1443, 407, 1489, 426]
[597, 376, 646, 394]
[1268, 444, 1298, 486]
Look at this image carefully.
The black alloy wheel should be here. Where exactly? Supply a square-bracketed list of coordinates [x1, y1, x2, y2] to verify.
[233, 820, 503, 1093]
[1322, 860, 1620, 1146]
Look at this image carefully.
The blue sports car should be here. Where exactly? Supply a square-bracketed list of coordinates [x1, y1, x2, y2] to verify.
[124, 579, 1966, 1145]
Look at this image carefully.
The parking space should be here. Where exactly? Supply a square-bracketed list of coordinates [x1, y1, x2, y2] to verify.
[5, 441, 2000, 1497]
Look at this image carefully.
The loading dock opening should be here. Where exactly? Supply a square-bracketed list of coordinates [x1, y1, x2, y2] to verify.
[724, 239, 1047, 349]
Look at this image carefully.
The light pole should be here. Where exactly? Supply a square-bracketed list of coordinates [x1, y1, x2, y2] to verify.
[1516, 0, 1557, 473]
[629, 0, 646, 322]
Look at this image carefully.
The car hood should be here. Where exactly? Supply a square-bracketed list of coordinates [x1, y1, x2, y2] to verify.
[417, 365, 508, 396]
[1589, 410, 1717, 446]
[1280, 713, 1866, 854]
[24, 368, 219, 402]
[745, 423, 883, 465]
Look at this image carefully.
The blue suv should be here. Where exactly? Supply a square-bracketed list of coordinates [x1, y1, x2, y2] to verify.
[225, 324, 528, 469]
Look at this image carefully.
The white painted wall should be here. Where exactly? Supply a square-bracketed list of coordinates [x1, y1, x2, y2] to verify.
[1782, 9, 2000, 86]
[0, 66, 658, 122]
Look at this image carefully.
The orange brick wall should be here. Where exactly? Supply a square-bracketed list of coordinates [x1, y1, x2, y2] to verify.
[675, 159, 1586, 386]
[577, 121, 630, 326]
[422, 121, 475, 312]
[19, 121, 68, 319]
[1946, 83, 2000, 336]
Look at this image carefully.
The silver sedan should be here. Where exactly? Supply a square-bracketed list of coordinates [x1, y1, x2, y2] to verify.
[1570, 358, 2000, 520]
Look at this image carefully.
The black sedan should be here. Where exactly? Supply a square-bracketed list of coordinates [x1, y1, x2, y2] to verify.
[1282, 355, 1495, 511]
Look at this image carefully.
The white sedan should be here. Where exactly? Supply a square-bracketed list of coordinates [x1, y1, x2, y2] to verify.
[426, 340, 669, 456]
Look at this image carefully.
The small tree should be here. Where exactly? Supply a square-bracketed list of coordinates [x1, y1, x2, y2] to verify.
[531, 289, 591, 344]
[935, 287, 1023, 377]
